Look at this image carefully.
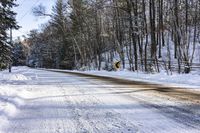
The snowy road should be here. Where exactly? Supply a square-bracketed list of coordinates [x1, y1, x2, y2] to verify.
[1, 67, 200, 133]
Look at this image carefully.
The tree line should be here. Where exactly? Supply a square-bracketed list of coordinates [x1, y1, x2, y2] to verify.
[24, 0, 200, 73]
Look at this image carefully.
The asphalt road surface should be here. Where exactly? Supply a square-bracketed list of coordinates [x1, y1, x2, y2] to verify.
[1, 68, 200, 133]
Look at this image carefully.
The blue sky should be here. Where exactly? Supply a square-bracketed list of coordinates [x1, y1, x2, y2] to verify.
[13, 0, 56, 39]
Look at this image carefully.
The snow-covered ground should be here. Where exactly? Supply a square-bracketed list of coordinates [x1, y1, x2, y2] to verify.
[0, 67, 30, 132]
[0, 67, 200, 133]
[83, 70, 200, 89]
[49, 69, 200, 90]
[0, 67, 30, 81]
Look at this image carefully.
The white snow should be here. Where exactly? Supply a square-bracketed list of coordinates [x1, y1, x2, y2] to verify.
[0, 67, 30, 132]
[1, 74, 29, 81]
[50, 69, 200, 90]
[0, 67, 30, 82]
[0, 67, 200, 133]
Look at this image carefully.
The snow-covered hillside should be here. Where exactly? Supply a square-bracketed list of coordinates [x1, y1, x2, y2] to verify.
[83, 30, 200, 75]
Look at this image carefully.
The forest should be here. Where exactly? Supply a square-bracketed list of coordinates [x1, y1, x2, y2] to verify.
[1, 0, 200, 74]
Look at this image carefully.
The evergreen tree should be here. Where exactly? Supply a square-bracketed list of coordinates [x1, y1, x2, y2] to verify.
[0, 0, 19, 69]
[12, 38, 26, 66]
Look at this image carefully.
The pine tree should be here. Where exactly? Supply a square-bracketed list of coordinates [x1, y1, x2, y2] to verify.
[51, 0, 72, 68]
[0, 0, 19, 69]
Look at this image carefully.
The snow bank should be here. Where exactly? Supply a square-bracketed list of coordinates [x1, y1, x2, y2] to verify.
[0, 87, 24, 114]
[1, 74, 30, 81]
[0, 66, 31, 82]
[0, 85, 26, 132]
[49, 69, 200, 90]
[83, 70, 200, 89]
[0, 115, 8, 133]
[0, 94, 16, 132]
[0, 67, 30, 132]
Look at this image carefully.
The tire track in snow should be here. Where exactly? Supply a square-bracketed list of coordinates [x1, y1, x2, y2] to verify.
[65, 75, 200, 133]
[59, 82, 138, 133]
